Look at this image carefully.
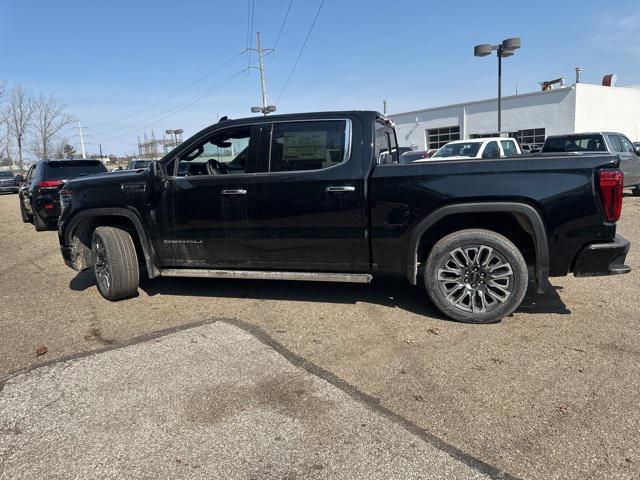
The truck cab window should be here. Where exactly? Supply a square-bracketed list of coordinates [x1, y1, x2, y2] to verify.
[482, 141, 500, 159]
[177, 127, 252, 176]
[375, 123, 398, 164]
[501, 140, 518, 156]
[269, 121, 347, 172]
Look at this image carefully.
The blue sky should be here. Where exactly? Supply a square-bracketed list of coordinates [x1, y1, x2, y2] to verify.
[3, 0, 640, 156]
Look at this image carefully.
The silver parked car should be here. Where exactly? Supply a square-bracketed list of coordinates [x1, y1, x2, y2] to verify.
[542, 132, 640, 195]
[0, 171, 20, 194]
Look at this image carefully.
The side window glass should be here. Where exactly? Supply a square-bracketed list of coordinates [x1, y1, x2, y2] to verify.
[619, 136, 634, 153]
[269, 120, 347, 172]
[375, 123, 397, 164]
[482, 141, 500, 159]
[177, 126, 253, 176]
[607, 135, 623, 153]
[500, 140, 518, 157]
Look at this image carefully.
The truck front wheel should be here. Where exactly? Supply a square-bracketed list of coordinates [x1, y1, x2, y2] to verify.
[424, 229, 528, 323]
[91, 226, 140, 301]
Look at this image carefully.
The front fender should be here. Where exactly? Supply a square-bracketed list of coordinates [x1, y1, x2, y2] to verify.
[62, 207, 160, 278]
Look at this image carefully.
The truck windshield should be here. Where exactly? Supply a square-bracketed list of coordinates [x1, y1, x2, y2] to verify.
[0, 171, 14, 178]
[543, 135, 607, 152]
[433, 142, 482, 158]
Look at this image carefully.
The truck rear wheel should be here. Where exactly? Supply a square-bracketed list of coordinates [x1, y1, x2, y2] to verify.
[424, 229, 528, 323]
[91, 226, 140, 301]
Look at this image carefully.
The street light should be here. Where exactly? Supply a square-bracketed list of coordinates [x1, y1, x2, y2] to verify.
[474, 37, 521, 134]
[251, 105, 277, 115]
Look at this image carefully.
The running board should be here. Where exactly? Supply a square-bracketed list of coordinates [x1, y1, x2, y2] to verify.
[159, 268, 373, 284]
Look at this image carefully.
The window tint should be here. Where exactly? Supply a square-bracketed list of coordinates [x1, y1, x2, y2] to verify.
[544, 135, 607, 153]
[433, 142, 482, 158]
[482, 141, 500, 159]
[375, 122, 398, 164]
[270, 121, 346, 172]
[42, 161, 107, 180]
[501, 140, 519, 157]
[619, 135, 635, 153]
[607, 135, 623, 152]
[25, 165, 34, 182]
[177, 126, 252, 176]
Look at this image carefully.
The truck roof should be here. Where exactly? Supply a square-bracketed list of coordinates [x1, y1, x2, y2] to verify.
[216, 110, 381, 126]
[545, 132, 622, 138]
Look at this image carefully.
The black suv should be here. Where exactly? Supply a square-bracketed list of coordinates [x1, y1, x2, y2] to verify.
[20, 159, 107, 231]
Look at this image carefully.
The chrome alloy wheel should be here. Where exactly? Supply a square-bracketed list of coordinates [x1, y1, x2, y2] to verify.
[436, 244, 514, 314]
[93, 236, 111, 293]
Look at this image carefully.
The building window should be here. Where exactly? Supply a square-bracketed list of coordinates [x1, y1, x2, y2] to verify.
[426, 126, 460, 149]
[469, 133, 501, 139]
[510, 128, 546, 148]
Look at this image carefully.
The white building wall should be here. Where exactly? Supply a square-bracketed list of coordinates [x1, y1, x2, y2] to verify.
[391, 87, 577, 150]
[574, 84, 640, 141]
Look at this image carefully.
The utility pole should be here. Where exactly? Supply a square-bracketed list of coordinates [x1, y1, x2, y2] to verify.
[248, 32, 276, 115]
[99, 144, 103, 158]
[383, 100, 388, 115]
[78, 121, 87, 159]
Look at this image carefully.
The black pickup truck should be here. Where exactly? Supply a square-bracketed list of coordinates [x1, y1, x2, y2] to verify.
[57, 111, 630, 323]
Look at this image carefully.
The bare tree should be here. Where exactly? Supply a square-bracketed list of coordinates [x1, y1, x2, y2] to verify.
[6, 85, 35, 170]
[31, 94, 73, 160]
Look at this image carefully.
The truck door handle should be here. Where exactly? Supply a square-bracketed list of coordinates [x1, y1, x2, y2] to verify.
[325, 186, 356, 193]
[221, 189, 247, 195]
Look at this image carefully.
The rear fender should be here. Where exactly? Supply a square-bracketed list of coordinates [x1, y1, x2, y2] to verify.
[407, 202, 550, 293]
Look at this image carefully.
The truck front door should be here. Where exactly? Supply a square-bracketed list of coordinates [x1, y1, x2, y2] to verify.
[152, 124, 265, 268]
[249, 118, 369, 272]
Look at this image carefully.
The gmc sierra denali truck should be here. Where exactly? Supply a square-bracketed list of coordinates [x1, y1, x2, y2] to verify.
[57, 111, 630, 323]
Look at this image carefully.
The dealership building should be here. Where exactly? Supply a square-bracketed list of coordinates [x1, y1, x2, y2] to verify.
[389, 81, 640, 151]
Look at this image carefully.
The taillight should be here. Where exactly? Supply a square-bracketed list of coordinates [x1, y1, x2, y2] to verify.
[38, 180, 63, 189]
[598, 169, 623, 222]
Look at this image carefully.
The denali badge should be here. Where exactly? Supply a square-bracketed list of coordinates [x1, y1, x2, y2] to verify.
[163, 239, 203, 244]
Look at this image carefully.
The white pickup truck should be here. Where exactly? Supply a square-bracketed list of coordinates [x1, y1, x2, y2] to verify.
[427, 137, 522, 161]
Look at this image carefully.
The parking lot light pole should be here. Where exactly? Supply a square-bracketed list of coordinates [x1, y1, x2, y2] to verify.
[474, 37, 521, 134]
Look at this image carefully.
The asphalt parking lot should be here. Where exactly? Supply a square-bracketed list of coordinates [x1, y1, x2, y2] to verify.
[1, 192, 639, 479]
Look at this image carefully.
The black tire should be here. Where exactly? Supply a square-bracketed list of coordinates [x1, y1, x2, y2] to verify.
[632, 186, 640, 197]
[19, 198, 32, 223]
[33, 211, 49, 231]
[424, 229, 528, 323]
[91, 226, 140, 301]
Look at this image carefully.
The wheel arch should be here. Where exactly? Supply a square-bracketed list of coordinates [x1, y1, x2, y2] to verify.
[63, 208, 160, 278]
[406, 202, 549, 292]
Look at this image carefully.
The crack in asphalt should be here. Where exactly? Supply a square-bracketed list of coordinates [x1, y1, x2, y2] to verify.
[0, 317, 519, 480]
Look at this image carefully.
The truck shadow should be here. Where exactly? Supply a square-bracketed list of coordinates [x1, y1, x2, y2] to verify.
[70, 270, 570, 321]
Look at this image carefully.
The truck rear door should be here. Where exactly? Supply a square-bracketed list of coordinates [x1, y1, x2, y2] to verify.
[249, 117, 369, 272]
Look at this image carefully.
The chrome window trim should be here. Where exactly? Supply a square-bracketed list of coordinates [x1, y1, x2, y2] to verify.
[168, 118, 353, 179]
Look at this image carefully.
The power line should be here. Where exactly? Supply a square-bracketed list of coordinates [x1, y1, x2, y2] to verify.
[273, 0, 294, 50]
[97, 67, 249, 143]
[91, 56, 248, 137]
[276, 0, 325, 104]
[247, 0, 256, 69]
[87, 52, 244, 130]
